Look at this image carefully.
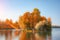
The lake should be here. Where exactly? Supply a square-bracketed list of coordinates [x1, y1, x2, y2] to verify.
[52, 28, 60, 40]
[0, 28, 60, 40]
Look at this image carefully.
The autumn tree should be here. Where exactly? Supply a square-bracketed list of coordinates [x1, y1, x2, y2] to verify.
[5, 19, 10, 24]
[41, 16, 47, 21]
[31, 8, 41, 27]
[18, 12, 31, 29]
[47, 17, 51, 24]
[18, 8, 42, 29]
[14, 21, 20, 29]
[47, 17, 51, 31]
[18, 16, 24, 29]
[18, 8, 51, 31]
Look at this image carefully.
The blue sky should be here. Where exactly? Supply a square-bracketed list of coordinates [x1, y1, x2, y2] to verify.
[0, 0, 60, 26]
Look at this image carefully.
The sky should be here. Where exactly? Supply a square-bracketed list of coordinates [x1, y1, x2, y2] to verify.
[0, 0, 60, 26]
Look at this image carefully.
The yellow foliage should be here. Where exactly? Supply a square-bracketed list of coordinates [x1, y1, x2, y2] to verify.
[18, 8, 41, 29]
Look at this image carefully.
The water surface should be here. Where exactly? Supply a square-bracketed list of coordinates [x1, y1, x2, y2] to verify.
[0, 28, 60, 40]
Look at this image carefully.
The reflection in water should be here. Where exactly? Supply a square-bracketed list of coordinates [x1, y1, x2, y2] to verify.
[0, 30, 12, 40]
[35, 31, 51, 40]
[5, 30, 12, 40]
[0, 30, 51, 40]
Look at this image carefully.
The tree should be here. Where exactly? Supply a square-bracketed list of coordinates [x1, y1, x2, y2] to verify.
[18, 8, 41, 29]
[47, 17, 51, 23]
[33, 8, 40, 14]
[31, 8, 41, 27]
[14, 21, 20, 29]
[41, 16, 47, 21]
[18, 12, 31, 29]
[18, 16, 26, 29]
[5, 19, 10, 23]
[46, 17, 51, 31]
[18, 8, 51, 31]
